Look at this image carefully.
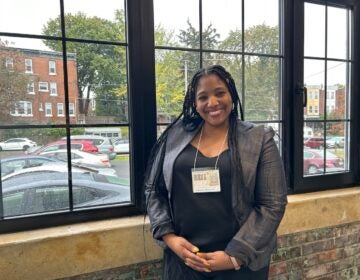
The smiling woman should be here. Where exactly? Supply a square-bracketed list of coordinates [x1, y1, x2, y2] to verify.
[145, 65, 287, 279]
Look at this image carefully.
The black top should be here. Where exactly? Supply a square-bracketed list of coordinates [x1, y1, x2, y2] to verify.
[171, 144, 238, 252]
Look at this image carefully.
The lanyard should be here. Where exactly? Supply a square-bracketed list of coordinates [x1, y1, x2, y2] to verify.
[193, 125, 229, 170]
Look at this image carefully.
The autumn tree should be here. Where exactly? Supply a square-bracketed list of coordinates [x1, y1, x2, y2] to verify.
[0, 43, 31, 124]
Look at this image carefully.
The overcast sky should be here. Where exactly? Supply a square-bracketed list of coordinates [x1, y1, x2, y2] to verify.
[0, 0, 349, 85]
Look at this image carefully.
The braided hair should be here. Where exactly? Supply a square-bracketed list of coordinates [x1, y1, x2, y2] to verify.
[144, 64, 245, 200]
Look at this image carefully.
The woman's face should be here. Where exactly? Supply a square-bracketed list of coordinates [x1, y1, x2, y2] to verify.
[195, 74, 233, 128]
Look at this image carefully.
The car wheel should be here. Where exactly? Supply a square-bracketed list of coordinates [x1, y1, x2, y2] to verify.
[23, 145, 30, 151]
[319, 145, 324, 149]
[308, 165, 318, 174]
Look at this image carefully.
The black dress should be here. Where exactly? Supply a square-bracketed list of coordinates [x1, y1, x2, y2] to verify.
[163, 144, 269, 279]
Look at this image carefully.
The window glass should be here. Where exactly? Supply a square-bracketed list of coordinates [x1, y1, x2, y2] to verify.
[244, 0, 279, 55]
[154, 0, 199, 48]
[202, 0, 242, 51]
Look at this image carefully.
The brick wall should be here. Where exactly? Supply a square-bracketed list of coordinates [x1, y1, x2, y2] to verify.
[63, 221, 360, 280]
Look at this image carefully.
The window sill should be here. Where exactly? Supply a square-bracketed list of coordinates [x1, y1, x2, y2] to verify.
[0, 186, 359, 279]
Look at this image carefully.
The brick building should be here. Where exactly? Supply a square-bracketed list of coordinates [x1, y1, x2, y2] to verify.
[0, 46, 79, 125]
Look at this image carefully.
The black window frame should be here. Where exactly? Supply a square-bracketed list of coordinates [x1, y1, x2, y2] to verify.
[0, 0, 359, 233]
[289, 0, 360, 193]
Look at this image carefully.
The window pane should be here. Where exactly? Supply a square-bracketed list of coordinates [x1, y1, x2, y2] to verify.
[203, 52, 243, 105]
[202, 0, 242, 51]
[326, 61, 347, 120]
[304, 3, 325, 58]
[327, 7, 348, 59]
[1, 128, 72, 217]
[244, 0, 279, 55]
[0, 38, 66, 125]
[63, 43, 128, 125]
[62, 0, 126, 42]
[304, 59, 325, 120]
[303, 121, 325, 176]
[155, 50, 200, 122]
[154, 0, 199, 48]
[244, 56, 280, 121]
[326, 121, 348, 173]
[0, 0, 60, 35]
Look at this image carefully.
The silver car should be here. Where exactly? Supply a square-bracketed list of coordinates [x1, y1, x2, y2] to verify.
[63, 135, 117, 160]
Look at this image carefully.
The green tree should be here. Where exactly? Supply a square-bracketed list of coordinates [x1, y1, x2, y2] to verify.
[220, 24, 279, 120]
[42, 11, 127, 121]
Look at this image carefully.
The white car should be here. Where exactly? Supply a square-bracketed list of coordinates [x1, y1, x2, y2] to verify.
[0, 138, 37, 151]
[39, 149, 112, 168]
[113, 139, 129, 154]
[2, 162, 117, 181]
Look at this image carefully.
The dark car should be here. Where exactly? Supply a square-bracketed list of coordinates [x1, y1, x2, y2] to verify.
[304, 149, 344, 175]
[1, 155, 59, 176]
[2, 171, 130, 217]
[304, 137, 325, 149]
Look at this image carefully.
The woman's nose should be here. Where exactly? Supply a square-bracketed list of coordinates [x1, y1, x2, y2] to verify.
[208, 96, 219, 106]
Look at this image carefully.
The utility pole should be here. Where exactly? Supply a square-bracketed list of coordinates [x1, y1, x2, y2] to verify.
[184, 60, 188, 93]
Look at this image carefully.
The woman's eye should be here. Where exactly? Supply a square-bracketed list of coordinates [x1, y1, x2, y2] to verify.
[197, 96, 207, 101]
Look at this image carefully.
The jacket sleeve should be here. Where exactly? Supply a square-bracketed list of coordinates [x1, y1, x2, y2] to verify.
[144, 143, 175, 247]
[225, 127, 288, 270]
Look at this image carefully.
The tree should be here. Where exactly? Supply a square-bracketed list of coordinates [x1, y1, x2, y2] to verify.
[0, 42, 30, 124]
[42, 11, 127, 121]
[220, 24, 280, 121]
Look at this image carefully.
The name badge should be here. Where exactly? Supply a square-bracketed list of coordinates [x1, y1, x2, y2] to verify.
[191, 167, 221, 193]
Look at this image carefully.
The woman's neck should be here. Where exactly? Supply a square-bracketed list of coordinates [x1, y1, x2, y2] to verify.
[202, 121, 230, 138]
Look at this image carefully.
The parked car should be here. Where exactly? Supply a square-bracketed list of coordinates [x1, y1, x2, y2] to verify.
[2, 162, 118, 181]
[0, 138, 37, 151]
[326, 136, 345, 148]
[113, 139, 129, 154]
[2, 171, 130, 217]
[304, 137, 325, 149]
[63, 135, 116, 160]
[28, 140, 98, 155]
[304, 149, 344, 175]
[40, 149, 112, 168]
[1, 155, 59, 176]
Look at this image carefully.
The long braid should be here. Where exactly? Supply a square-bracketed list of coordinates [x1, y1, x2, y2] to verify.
[145, 64, 245, 202]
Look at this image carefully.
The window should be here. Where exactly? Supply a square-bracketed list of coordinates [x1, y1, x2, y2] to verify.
[49, 60, 56, 74]
[5, 57, 13, 70]
[50, 82, 57, 96]
[11, 101, 32, 116]
[39, 82, 49, 92]
[25, 58, 32, 73]
[0, 0, 359, 233]
[57, 103, 64, 116]
[294, 0, 357, 192]
[45, 103, 52, 116]
[69, 103, 75, 116]
[27, 82, 35, 94]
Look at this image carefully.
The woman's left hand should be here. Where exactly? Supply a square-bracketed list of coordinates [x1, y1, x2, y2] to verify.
[198, 251, 237, 271]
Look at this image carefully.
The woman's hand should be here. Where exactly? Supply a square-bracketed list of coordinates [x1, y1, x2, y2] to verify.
[162, 233, 211, 272]
[199, 251, 240, 271]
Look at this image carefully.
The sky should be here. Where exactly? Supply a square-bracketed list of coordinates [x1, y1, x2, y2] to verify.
[0, 0, 349, 85]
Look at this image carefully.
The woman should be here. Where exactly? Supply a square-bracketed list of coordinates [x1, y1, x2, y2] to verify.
[145, 65, 287, 279]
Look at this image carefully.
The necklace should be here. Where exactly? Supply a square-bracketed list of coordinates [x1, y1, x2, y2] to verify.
[193, 125, 229, 170]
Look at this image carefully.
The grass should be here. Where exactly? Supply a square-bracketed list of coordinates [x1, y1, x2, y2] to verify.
[115, 154, 130, 161]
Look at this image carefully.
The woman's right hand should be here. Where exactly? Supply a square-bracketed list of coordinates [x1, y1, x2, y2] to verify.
[162, 233, 211, 272]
